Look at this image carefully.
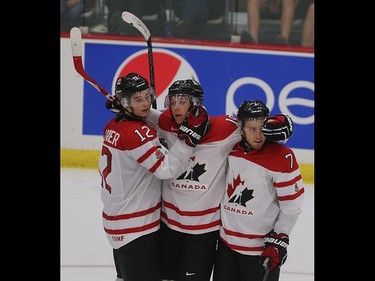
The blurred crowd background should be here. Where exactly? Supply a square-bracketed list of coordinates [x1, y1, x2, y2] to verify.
[61, 0, 314, 48]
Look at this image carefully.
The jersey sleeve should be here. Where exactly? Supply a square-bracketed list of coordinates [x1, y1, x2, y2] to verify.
[201, 115, 241, 150]
[271, 145, 305, 235]
[146, 108, 162, 129]
[113, 120, 193, 180]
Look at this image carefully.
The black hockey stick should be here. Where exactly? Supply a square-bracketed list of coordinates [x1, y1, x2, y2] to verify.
[69, 27, 114, 101]
[121, 11, 157, 109]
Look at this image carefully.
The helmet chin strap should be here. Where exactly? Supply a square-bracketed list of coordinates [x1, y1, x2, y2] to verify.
[240, 138, 253, 152]
[188, 104, 198, 114]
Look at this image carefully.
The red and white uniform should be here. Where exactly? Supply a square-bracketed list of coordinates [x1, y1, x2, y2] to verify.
[220, 141, 304, 255]
[98, 116, 193, 249]
[147, 109, 242, 235]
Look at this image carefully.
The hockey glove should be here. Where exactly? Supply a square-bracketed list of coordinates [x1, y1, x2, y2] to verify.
[106, 97, 122, 116]
[262, 114, 293, 143]
[260, 231, 289, 272]
[178, 106, 210, 147]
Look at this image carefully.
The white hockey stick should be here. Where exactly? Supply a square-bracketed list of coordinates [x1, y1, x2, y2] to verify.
[121, 11, 157, 109]
[261, 257, 270, 281]
[70, 27, 114, 101]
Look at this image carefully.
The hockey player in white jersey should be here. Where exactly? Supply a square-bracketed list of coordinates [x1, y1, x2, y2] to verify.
[212, 100, 304, 281]
[144, 80, 294, 281]
[98, 73, 210, 281]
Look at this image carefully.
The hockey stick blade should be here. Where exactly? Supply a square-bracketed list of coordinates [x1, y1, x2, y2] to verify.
[70, 27, 114, 101]
[121, 11, 156, 109]
[121, 11, 151, 41]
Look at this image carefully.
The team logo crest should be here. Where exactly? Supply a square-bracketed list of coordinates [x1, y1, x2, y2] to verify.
[155, 149, 163, 159]
[227, 174, 254, 207]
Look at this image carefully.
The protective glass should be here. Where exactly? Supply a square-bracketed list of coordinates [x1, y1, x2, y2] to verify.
[165, 94, 190, 107]
[120, 88, 153, 107]
[241, 118, 266, 133]
[164, 93, 202, 108]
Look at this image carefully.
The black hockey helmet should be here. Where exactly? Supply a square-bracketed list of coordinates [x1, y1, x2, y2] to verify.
[237, 100, 269, 121]
[114, 72, 153, 106]
[165, 79, 204, 107]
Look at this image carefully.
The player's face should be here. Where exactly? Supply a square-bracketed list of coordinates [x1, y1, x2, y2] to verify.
[241, 118, 266, 150]
[128, 89, 152, 118]
[169, 94, 191, 125]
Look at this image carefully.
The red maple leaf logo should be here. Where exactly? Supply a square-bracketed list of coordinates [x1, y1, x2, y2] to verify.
[227, 174, 244, 197]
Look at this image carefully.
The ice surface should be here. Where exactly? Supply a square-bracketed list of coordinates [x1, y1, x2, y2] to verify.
[61, 168, 314, 281]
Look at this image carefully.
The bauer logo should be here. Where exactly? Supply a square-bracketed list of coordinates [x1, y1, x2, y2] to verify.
[113, 49, 199, 109]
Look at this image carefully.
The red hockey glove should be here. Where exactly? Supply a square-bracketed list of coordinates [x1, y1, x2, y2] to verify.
[262, 114, 293, 143]
[106, 97, 122, 116]
[260, 231, 289, 272]
[178, 106, 210, 147]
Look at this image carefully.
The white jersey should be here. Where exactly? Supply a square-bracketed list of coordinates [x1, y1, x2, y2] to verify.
[147, 109, 242, 235]
[98, 116, 193, 249]
[220, 141, 304, 255]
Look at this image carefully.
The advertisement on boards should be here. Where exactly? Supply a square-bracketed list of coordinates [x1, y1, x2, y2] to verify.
[81, 42, 314, 150]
